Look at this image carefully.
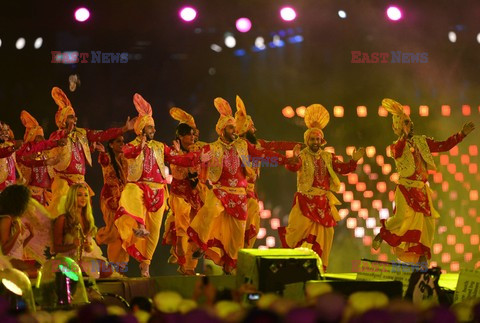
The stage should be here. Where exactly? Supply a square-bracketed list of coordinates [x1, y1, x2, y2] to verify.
[91, 272, 460, 306]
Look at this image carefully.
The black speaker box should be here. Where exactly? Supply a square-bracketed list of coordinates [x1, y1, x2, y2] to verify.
[237, 249, 321, 294]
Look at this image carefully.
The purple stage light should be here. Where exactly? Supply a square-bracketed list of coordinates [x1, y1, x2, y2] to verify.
[280, 7, 297, 22]
[179, 7, 197, 22]
[74, 7, 90, 22]
[236, 18, 252, 33]
[386, 6, 402, 21]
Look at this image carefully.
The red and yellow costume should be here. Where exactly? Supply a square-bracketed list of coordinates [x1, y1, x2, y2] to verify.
[187, 98, 288, 271]
[16, 110, 58, 206]
[95, 150, 129, 266]
[48, 87, 124, 217]
[380, 99, 466, 263]
[234, 96, 298, 248]
[162, 108, 204, 273]
[0, 122, 19, 191]
[278, 104, 357, 270]
[0, 142, 17, 192]
[115, 94, 203, 269]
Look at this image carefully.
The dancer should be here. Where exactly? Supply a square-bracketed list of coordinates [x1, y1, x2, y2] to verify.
[234, 95, 299, 248]
[17, 110, 65, 206]
[48, 87, 135, 217]
[278, 104, 365, 271]
[94, 136, 129, 270]
[115, 94, 212, 277]
[0, 121, 23, 191]
[187, 97, 292, 274]
[162, 107, 204, 275]
[373, 98, 475, 264]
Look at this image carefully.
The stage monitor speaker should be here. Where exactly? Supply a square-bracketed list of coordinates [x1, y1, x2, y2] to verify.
[237, 248, 321, 294]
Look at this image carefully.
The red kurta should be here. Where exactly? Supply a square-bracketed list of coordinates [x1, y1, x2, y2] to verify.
[286, 154, 356, 227]
[49, 127, 123, 176]
[390, 132, 465, 216]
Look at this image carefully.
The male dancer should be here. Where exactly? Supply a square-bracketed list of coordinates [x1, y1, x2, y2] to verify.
[373, 98, 475, 264]
[278, 104, 364, 271]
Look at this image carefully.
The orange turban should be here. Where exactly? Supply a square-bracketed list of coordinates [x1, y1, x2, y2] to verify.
[234, 95, 254, 135]
[169, 107, 196, 129]
[20, 110, 44, 143]
[382, 98, 411, 137]
[52, 87, 75, 129]
[303, 104, 329, 145]
[133, 93, 155, 135]
[214, 97, 235, 136]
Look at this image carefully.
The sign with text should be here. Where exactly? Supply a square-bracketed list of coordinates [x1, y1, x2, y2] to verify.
[453, 269, 480, 303]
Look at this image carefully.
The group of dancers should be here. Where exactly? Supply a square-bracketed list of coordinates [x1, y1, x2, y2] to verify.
[0, 87, 475, 278]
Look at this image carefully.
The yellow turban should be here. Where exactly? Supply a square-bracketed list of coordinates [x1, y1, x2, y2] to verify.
[303, 104, 329, 145]
[169, 107, 196, 129]
[234, 95, 254, 135]
[52, 87, 75, 129]
[382, 98, 411, 137]
[20, 110, 44, 143]
[214, 97, 235, 136]
[132, 93, 155, 135]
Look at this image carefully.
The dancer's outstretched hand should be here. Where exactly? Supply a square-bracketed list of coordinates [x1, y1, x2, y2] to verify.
[123, 116, 137, 132]
[293, 144, 302, 158]
[462, 122, 475, 136]
[172, 140, 181, 152]
[200, 150, 213, 163]
[352, 147, 365, 161]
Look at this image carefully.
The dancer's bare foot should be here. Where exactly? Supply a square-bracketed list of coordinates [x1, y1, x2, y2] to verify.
[177, 266, 196, 276]
[168, 255, 178, 264]
[372, 233, 383, 250]
[139, 262, 150, 278]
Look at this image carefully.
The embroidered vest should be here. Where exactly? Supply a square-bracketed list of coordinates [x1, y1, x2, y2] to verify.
[207, 138, 255, 184]
[297, 149, 341, 193]
[126, 138, 166, 182]
[50, 128, 92, 172]
[394, 135, 436, 178]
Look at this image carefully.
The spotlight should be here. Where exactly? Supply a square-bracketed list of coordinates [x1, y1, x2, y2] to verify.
[236, 18, 252, 33]
[448, 31, 457, 43]
[34, 37, 43, 49]
[386, 6, 402, 21]
[74, 7, 90, 22]
[282, 106, 295, 118]
[280, 7, 297, 22]
[234, 49, 246, 56]
[0, 268, 36, 313]
[270, 35, 285, 48]
[224, 34, 236, 48]
[254, 37, 266, 50]
[477, 33, 480, 44]
[0, 38, 2, 48]
[338, 10, 347, 19]
[15, 38, 26, 50]
[179, 7, 197, 22]
[210, 44, 222, 52]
